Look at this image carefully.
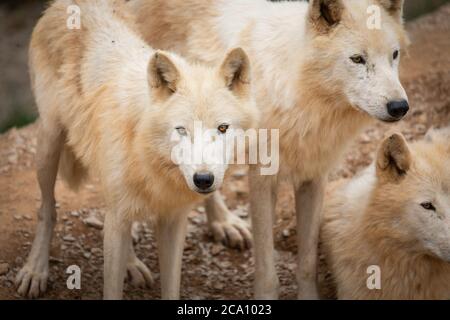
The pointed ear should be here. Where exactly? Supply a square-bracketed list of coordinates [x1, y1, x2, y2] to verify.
[376, 133, 411, 181]
[376, 0, 404, 22]
[309, 0, 344, 33]
[148, 51, 180, 97]
[219, 48, 251, 97]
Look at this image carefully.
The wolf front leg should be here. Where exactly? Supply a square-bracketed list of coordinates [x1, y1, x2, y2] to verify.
[103, 212, 132, 300]
[249, 164, 279, 299]
[205, 192, 252, 250]
[156, 211, 189, 300]
[295, 177, 326, 300]
[16, 122, 63, 299]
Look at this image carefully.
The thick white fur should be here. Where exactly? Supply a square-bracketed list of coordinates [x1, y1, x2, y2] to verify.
[129, 0, 409, 299]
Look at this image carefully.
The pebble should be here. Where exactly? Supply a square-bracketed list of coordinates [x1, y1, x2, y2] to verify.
[49, 257, 63, 264]
[63, 235, 76, 242]
[70, 211, 80, 217]
[0, 263, 9, 276]
[91, 248, 102, 256]
[8, 153, 18, 165]
[211, 244, 223, 256]
[212, 282, 224, 290]
[83, 215, 104, 230]
[197, 206, 205, 214]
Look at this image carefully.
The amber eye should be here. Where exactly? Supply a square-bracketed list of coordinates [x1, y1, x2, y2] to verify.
[421, 202, 436, 211]
[176, 126, 187, 136]
[218, 124, 229, 134]
[393, 50, 399, 60]
[350, 55, 366, 65]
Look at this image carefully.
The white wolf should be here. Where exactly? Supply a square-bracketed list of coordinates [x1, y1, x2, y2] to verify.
[129, 0, 410, 299]
[17, 0, 258, 299]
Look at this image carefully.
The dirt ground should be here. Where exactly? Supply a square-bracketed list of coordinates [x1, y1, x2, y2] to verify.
[0, 5, 449, 300]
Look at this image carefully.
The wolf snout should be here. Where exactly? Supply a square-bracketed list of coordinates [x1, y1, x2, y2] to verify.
[193, 171, 215, 192]
[387, 99, 409, 120]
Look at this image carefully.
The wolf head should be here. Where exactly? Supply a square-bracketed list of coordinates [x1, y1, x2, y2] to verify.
[369, 129, 450, 261]
[144, 48, 258, 195]
[305, 0, 409, 122]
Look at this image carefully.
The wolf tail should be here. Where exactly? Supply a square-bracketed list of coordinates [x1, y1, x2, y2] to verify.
[58, 146, 88, 191]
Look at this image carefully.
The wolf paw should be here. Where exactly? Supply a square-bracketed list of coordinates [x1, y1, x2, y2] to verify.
[210, 214, 252, 250]
[126, 257, 154, 289]
[16, 264, 49, 299]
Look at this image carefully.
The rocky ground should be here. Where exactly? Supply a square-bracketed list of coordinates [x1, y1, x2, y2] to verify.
[0, 5, 449, 300]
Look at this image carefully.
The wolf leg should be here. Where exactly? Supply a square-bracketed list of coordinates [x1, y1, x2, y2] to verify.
[249, 165, 279, 299]
[205, 192, 252, 250]
[126, 236, 154, 288]
[156, 212, 189, 300]
[16, 122, 63, 299]
[103, 212, 132, 300]
[295, 177, 325, 300]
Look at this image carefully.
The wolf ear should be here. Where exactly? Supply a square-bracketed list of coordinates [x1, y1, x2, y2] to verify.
[377, 133, 411, 181]
[309, 0, 344, 33]
[220, 48, 251, 97]
[377, 0, 405, 22]
[148, 51, 180, 97]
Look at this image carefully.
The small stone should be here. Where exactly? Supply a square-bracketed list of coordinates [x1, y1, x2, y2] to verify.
[63, 235, 76, 242]
[212, 282, 224, 290]
[13, 214, 22, 221]
[197, 206, 205, 214]
[282, 229, 290, 238]
[83, 252, 91, 259]
[8, 154, 18, 165]
[360, 133, 371, 144]
[49, 257, 63, 264]
[91, 248, 102, 256]
[0, 263, 9, 276]
[211, 244, 223, 256]
[70, 211, 80, 217]
[83, 215, 103, 230]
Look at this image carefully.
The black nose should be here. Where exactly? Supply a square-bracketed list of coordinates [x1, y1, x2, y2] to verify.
[193, 172, 215, 190]
[387, 100, 409, 119]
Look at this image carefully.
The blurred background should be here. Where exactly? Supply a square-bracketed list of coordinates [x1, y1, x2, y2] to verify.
[0, 0, 449, 133]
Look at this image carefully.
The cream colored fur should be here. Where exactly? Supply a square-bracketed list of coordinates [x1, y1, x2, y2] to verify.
[17, 0, 257, 299]
[129, 0, 409, 299]
[321, 128, 450, 299]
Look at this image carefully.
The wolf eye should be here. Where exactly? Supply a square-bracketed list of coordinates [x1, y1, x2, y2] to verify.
[350, 55, 366, 65]
[175, 126, 187, 136]
[421, 202, 436, 211]
[218, 124, 229, 134]
[393, 50, 399, 60]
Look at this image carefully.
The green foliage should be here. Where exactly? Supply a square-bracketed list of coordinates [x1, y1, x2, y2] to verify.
[0, 108, 37, 134]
